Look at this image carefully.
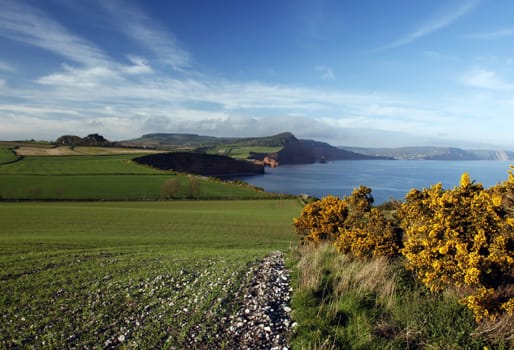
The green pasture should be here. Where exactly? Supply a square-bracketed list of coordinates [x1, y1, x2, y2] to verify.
[0, 174, 274, 200]
[0, 154, 162, 175]
[0, 154, 277, 200]
[0, 147, 19, 164]
[209, 145, 282, 159]
[0, 200, 301, 348]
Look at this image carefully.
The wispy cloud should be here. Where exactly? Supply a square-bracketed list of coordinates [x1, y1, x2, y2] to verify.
[379, 0, 479, 50]
[461, 68, 514, 90]
[100, 0, 191, 70]
[36, 64, 122, 88]
[315, 65, 335, 80]
[0, 60, 14, 71]
[0, 0, 108, 66]
[123, 55, 153, 75]
[464, 28, 514, 40]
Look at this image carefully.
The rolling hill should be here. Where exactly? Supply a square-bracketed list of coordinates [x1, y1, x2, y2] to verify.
[122, 132, 384, 165]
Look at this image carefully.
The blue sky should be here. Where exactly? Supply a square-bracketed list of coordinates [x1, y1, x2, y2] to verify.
[1, 0, 514, 148]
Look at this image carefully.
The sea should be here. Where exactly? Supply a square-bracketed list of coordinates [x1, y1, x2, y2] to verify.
[241, 160, 513, 204]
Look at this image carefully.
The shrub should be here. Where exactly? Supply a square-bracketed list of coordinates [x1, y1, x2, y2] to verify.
[294, 186, 401, 257]
[293, 195, 349, 243]
[335, 208, 401, 258]
[160, 178, 180, 199]
[398, 172, 514, 321]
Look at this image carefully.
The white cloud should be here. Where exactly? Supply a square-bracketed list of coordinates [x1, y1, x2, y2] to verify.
[380, 0, 479, 50]
[37, 64, 121, 88]
[100, 0, 191, 70]
[461, 68, 514, 90]
[0, 0, 109, 66]
[1, 1, 514, 148]
[315, 65, 335, 80]
[123, 55, 153, 75]
[464, 28, 514, 40]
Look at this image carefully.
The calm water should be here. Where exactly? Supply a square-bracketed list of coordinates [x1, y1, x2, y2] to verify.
[242, 160, 513, 204]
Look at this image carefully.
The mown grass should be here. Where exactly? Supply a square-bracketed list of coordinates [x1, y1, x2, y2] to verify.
[289, 244, 510, 349]
[0, 200, 301, 348]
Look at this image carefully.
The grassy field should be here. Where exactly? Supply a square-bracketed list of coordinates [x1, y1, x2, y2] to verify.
[14, 145, 166, 156]
[0, 154, 163, 175]
[0, 200, 301, 348]
[0, 147, 19, 164]
[209, 145, 282, 159]
[0, 153, 278, 200]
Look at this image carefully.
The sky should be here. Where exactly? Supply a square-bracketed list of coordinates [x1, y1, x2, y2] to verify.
[1, 0, 514, 148]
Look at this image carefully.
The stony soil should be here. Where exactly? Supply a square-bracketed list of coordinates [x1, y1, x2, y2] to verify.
[224, 251, 293, 350]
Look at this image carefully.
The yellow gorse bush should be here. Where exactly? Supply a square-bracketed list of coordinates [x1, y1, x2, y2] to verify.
[398, 171, 514, 321]
[294, 166, 514, 322]
[294, 186, 401, 258]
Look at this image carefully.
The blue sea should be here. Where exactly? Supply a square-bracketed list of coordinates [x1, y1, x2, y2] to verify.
[242, 160, 513, 204]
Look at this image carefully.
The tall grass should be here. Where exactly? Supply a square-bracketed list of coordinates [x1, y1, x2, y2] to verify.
[289, 244, 509, 349]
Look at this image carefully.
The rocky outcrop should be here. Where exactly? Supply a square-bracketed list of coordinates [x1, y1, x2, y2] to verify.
[134, 152, 264, 177]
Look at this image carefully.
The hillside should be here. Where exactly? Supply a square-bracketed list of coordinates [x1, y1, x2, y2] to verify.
[134, 152, 265, 177]
[123, 132, 381, 165]
[342, 146, 514, 160]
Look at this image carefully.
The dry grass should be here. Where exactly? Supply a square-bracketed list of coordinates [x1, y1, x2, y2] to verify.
[296, 243, 397, 305]
[291, 243, 509, 348]
[473, 313, 514, 345]
[15, 146, 76, 156]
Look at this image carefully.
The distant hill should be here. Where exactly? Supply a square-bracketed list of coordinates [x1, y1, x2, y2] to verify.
[341, 146, 514, 160]
[123, 132, 383, 165]
[121, 133, 236, 149]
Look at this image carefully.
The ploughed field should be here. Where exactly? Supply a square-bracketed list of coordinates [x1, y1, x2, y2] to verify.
[0, 200, 300, 348]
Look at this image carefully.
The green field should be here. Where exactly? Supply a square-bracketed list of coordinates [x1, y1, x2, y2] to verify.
[0, 154, 162, 175]
[0, 200, 301, 348]
[209, 145, 282, 159]
[0, 147, 19, 164]
[0, 154, 278, 200]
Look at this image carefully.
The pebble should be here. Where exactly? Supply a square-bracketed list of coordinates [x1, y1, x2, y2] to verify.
[224, 251, 293, 350]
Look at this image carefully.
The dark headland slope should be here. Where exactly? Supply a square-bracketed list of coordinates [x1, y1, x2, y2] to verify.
[247, 132, 386, 165]
[134, 152, 264, 177]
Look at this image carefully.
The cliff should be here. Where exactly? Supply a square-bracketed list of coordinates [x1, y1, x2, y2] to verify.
[249, 136, 385, 165]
